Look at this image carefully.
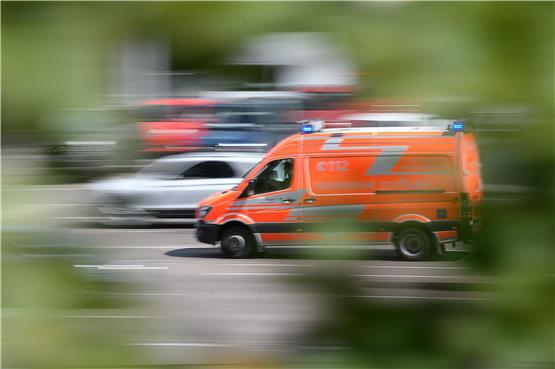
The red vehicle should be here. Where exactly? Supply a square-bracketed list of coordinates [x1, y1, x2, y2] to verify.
[138, 98, 217, 153]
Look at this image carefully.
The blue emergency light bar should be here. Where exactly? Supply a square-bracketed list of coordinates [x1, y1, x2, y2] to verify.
[450, 121, 464, 131]
[300, 119, 324, 134]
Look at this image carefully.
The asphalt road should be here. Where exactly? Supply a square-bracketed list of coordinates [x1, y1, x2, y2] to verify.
[5, 182, 489, 366]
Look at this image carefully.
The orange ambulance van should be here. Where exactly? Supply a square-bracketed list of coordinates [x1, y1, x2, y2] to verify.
[195, 119, 482, 260]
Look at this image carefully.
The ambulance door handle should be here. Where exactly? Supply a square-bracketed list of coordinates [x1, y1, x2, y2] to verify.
[282, 198, 295, 204]
[304, 198, 316, 204]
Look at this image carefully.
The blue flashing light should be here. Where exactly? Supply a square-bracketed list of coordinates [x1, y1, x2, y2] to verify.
[300, 119, 324, 133]
[451, 121, 464, 131]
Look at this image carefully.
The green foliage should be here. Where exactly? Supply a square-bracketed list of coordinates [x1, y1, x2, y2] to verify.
[2, 2, 553, 368]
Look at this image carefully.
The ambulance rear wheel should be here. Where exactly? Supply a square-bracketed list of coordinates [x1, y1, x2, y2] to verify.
[395, 228, 432, 261]
[221, 226, 255, 258]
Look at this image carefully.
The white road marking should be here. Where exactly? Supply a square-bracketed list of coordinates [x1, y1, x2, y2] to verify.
[36, 203, 100, 206]
[111, 259, 179, 264]
[74, 264, 127, 268]
[63, 315, 157, 319]
[106, 293, 185, 297]
[128, 342, 231, 347]
[99, 265, 168, 270]
[20, 254, 92, 258]
[74, 264, 168, 270]
[6, 184, 86, 191]
[87, 246, 183, 249]
[67, 228, 194, 233]
[16, 245, 185, 250]
[216, 263, 310, 267]
[201, 272, 302, 276]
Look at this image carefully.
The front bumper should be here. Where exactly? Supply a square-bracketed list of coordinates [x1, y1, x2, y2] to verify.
[196, 220, 220, 245]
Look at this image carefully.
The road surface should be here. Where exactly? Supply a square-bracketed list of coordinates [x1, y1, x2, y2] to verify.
[5, 182, 488, 366]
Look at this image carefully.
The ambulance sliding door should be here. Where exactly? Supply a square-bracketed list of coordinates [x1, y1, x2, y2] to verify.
[301, 155, 380, 245]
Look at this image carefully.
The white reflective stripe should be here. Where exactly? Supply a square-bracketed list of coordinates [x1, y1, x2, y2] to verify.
[393, 214, 432, 223]
[216, 213, 254, 224]
[365, 146, 409, 174]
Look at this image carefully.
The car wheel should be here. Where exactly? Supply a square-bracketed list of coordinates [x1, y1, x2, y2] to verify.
[221, 226, 255, 258]
[395, 228, 432, 261]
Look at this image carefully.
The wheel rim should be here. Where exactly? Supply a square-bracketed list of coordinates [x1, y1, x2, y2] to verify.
[224, 234, 246, 252]
[400, 234, 425, 256]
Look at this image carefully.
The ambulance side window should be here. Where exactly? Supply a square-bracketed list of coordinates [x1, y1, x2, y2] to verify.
[253, 158, 293, 195]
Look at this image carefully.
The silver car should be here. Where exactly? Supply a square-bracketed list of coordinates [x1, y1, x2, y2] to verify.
[89, 152, 263, 225]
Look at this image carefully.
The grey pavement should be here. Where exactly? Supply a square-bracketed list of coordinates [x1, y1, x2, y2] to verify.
[4, 183, 487, 366]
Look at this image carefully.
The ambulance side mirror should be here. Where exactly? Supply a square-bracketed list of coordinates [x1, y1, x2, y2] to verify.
[241, 179, 256, 198]
[247, 180, 255, 196]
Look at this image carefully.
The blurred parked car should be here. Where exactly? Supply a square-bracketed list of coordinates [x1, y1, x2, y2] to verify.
[200, 91, 304, 149]
[44, 107, 138, 179]
[137, 98, 218, 154]
[89, 152, 263, 225]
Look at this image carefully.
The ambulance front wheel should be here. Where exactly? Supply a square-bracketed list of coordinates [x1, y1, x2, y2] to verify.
[394, 228, 433, 261]
[221, 226, 256, 258]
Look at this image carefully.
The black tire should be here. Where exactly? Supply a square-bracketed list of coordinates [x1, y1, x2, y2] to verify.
[221, 226, 256, 258]
[394, 227, 433, 261]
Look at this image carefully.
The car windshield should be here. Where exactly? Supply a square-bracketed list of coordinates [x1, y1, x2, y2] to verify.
[137, 160, 189, 178]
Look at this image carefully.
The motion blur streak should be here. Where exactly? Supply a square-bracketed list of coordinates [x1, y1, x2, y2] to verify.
[2, 2, 553, 369]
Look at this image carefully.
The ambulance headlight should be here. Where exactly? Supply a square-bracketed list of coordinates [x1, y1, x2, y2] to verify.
[197, 206, 212, 219]
[451, 121, 464, 131]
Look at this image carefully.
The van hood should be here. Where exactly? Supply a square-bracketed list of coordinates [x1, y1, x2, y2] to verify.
[199, 188, 241, 208]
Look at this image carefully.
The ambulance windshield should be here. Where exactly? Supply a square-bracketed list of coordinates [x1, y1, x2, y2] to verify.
[253, 158, 293, 194]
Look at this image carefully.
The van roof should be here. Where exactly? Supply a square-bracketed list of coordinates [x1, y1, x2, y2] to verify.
[270, 126, 462, 156]
[321, 126, 449, 134]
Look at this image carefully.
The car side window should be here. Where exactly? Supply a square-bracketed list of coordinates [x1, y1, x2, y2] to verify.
[182, 161, 235, 178]
[253, 158, 293, 195]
